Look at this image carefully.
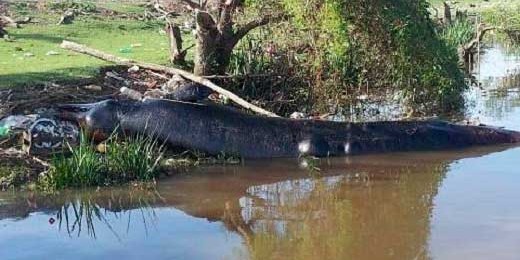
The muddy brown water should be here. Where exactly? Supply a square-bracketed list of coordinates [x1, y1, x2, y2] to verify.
[1, 44, 520, 260]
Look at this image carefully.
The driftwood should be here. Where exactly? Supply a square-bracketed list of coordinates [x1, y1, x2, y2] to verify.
[0, 15, 13, 36]
[60, 40, 280, 117]
[0, 15, 19, 28]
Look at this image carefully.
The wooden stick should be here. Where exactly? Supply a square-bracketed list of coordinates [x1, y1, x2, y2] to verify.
[60, 40, 280, 117]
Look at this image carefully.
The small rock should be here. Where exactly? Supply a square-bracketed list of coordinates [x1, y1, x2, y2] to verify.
[357, 94, 369, 101]
[144, 89, 166, 99]
[96, 143, 107, 153]
[290, 112, 307, 119]
[46, 51, 60, 56]
[128, 65, 140, 73]
[162, 74, 188, 93]
[23, 52, 34, 57]
[130, 43, 142, 48]
[83, 85, 103, 91]
[120, 87, 143, 100]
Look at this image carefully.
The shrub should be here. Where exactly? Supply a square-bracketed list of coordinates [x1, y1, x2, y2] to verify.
[234, 0, 466, 115]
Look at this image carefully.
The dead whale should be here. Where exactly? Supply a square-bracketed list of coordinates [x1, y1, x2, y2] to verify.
[56, 99, 520, 158]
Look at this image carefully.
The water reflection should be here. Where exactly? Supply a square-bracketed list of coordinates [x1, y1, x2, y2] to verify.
[467, 43, 520, 130]
[0, 146, 515, 260]
[54, 190, 164, 239]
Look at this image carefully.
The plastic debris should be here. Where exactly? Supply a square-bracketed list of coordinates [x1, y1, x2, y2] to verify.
[23, 118, 80, 155]
[0, 126, 9, 137]
[118, 47, 133, 53]
[0, 115, 37, 131]
[128, 65, 140, 73]
[46, 51, 60, 56]
[83, 84, 103, 91]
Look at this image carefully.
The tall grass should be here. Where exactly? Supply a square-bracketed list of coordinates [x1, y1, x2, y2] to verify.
[39, 133, 165, 191]
[440, 18, 476, 48]
[41, 134, 103, 190]
[105, 135, 164, 183]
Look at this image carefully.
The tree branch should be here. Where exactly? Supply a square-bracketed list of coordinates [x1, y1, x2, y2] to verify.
[60, 40, 280, 117]
[195, 10, 217, 31]
[464, 25, 495, 51]
[233, 15, 281, 45]
[217, 0, 236, 34]
[178, 0, 202, 10]
[0, 15, 20, 28]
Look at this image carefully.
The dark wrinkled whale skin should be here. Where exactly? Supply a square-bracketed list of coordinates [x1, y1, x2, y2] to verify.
[57, 99, 520, 158]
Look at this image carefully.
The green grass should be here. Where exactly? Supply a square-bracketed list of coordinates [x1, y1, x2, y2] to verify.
[105, 135, 164, 183]
[0, 165, 31, 190]
[428, 0, 509, 8]
[481, 2, 520, 30]
[39, 133, 165, 191]
[96, 2, 148, 14]
[440, 18, 476, 48]
[0, 11, 189, 88]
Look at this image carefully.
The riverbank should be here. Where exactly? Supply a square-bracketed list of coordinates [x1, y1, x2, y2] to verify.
[0, 0, 518, 191]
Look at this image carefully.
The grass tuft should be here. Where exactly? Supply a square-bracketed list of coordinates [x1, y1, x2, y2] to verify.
[39, 133, 165, 191]
[105, 135, 164, 183]
[440, 18, 476, 48]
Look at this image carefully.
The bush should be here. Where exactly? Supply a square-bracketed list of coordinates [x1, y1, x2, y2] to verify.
[234, 0, 466, 115]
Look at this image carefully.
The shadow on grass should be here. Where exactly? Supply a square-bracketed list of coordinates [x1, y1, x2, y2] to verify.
[13, 33, 65, 44]
[0, 66, 106, 89]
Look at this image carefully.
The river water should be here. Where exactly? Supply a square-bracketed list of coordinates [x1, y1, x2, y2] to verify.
[1, 44, 520, 260]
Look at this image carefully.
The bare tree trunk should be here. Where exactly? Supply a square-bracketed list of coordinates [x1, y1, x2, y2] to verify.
[165, 22, 186, 64]
[443, 2, 452, 25]
[0, 23, 5, 37]
[182, 0, 277, 76]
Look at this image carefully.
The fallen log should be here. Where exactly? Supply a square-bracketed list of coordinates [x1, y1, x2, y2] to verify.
[56, 99, 520, 159]
[0, 15, 18, 28]
[60, 40, 279, 117]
